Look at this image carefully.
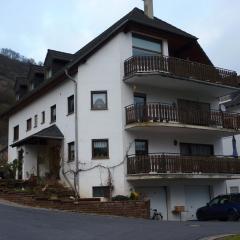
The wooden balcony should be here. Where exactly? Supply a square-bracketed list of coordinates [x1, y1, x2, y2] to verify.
[124, 55, 238, 87]
[125, 103, 240, 131]
[127, 153, 240, 176]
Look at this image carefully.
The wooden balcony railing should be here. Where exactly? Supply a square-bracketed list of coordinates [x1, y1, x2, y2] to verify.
[127, 153, 240, 175]
[124, 55, 238, 87]
[125, 103, 240, 130]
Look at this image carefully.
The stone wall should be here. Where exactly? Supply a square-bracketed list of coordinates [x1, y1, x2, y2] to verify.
[0, 191, 150, 219]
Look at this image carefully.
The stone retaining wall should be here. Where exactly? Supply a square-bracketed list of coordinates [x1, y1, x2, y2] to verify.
[0, 192, 150, 219]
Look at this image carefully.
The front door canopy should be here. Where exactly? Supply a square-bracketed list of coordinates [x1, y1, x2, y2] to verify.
[11, 125, 64, 148]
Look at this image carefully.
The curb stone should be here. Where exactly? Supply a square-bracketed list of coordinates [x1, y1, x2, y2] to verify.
[198, 234, 235, 240]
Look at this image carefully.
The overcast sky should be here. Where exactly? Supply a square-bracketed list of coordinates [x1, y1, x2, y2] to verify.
[1, 0, 240, 73]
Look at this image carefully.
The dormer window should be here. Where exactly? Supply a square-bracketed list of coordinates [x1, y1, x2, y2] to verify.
[46, 68, 52, 79]
[30, 82, 34, 90]
[132, 35, 162, 56]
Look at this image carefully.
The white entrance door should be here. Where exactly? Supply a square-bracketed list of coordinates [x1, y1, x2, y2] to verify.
[138, 187, 167, 220]
[185, 185, 210, 220]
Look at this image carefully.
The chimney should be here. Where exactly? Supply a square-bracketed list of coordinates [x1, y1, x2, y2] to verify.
[143, 0, 154, 19]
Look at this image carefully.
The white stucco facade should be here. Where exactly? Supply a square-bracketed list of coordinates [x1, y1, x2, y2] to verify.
[7, 29, 240, 221]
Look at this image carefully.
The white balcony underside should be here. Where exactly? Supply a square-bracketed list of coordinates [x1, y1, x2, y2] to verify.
[127, 173, 240, 181]
[125, 121, 239, 137]
[124, 72, 239, 98]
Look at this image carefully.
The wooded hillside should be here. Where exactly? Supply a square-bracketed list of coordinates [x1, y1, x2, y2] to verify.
[0, 52, 31, 148]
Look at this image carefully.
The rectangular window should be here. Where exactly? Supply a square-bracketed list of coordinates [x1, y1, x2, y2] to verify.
[180, 143, 214, 156]
[41, 111, 45, 124]
[135, 139, 148, 155]
[68, 142, 75, 162]
[34, 114, 38, 128]
[92, 139, 109, 159]
[92, 186, 110, 198]
[50, 105, 56, 123]
[67, 95, 74, 114]
[230, 186, 239, 194]
[13, 125, 19, 141]
[91, 91, 107, 110]
[26, 118, 32, 131]
[177, 99, 210, 126]
[132, 35, 162, 56]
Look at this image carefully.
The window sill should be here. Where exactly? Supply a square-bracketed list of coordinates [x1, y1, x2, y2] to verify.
[92, 157, 109, 160]
[67, 112, 74, 116]
[91, 108, 108, 111]
[50, 121, 56, 124]
[67, 160, 75, 163]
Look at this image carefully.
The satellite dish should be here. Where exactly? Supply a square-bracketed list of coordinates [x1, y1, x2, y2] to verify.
[220, 104, 226, 112]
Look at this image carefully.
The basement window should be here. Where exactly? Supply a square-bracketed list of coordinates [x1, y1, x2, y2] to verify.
[92, 186, 110, 198]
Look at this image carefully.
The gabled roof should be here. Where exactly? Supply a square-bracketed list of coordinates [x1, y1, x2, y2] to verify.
[28, 64, 45, 74]
[27, 64, 44, 79]
[44, 49, 73, 67]
[73, 8, 196, 63]
[11, 125, 64, 147]
[125, 8, 196, 39]
[14, 76, 28, 90]
[3, 8, 200, 117]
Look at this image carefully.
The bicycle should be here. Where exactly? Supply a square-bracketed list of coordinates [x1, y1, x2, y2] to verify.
[151, 209, 163, 220]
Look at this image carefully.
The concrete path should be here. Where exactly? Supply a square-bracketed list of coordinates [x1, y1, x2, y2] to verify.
[0, 201, 239, 240]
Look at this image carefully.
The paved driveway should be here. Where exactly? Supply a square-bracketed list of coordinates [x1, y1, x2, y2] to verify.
[0, 202, 239, 240]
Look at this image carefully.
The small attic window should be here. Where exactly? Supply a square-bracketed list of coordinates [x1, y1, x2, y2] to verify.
[132, 35, 162, 56]
[46, 68, 52, 79]
[30, 81, 34, 90]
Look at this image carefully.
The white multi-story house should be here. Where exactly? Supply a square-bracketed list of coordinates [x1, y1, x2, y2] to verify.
[222, 92, 240, 195]
[5, 1, 240, 220]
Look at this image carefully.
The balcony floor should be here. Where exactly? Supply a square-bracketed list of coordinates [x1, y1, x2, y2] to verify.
[124, 72, 239, 98]
[125, 121, 240, 137]
[127, 173, 240, 181]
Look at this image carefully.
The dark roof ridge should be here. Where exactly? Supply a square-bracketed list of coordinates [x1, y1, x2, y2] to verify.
[47, 49, 73, 55]
[129, 7, 197, 39]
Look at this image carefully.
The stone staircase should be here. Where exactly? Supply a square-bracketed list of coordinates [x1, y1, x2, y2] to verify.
[0, 179, 76, 202]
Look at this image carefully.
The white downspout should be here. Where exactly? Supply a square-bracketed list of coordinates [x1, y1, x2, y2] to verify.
[64, 69, 80, 198]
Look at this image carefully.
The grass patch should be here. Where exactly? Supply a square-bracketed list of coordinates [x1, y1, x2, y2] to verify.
[219, 235, 240, 240]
